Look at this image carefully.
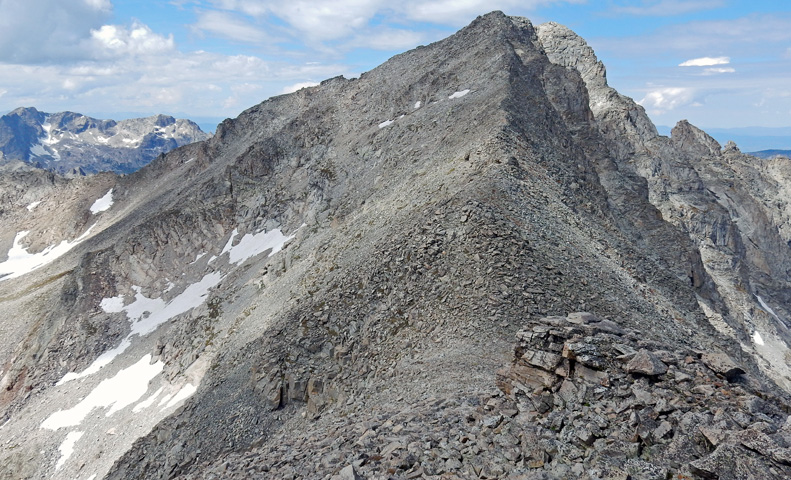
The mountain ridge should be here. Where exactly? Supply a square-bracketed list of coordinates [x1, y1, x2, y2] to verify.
[0, 107, 211, 175]
[0, 11, 789, 480]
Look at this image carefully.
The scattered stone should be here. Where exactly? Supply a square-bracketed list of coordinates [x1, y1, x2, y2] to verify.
[625, 349, 668, 376]
[701, 352, 745, 381]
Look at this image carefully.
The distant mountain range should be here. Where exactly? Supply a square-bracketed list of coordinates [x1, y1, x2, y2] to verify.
[3, 12, 791, 479]
[0, 107, 211, 175]
[657, 125, 790, 154]
[749, 149, 791, 159]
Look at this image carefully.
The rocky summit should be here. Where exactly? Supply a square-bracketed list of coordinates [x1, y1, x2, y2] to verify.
[0, 108, 211, 175]
[0, 11, 790, 480]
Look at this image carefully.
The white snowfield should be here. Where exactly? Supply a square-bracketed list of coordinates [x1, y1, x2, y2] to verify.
[449, 89, 470, 99]
[58, 271, 223, 384]
[221, 227, 296, 265]
[57, 226, 295, 383]
[41, 222, 298, 474]
[56, 431, 84, 469]
[0, 225, 95, 282]
[90, 189, 114, 214]
[42, 354, 164, 430]
[756, 294, 783, 324]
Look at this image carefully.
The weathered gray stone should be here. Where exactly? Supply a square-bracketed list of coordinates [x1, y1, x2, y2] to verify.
[701, 352, 745, 381]
[626, 350, 668, 376]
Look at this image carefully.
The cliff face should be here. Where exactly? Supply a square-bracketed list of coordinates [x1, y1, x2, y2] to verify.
[0, 11, 789, 480]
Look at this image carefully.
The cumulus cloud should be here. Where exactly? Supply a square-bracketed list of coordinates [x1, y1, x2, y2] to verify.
[0, 0, 111, 63]
[679, 56, 730, 67]
[91, 23, 175, 57]
[638, 87, 697, 113]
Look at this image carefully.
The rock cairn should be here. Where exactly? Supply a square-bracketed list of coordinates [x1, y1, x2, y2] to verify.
[495, 313, 791, 479]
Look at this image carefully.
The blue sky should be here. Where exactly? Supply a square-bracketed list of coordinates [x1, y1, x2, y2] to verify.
[0, 0, 789, 138]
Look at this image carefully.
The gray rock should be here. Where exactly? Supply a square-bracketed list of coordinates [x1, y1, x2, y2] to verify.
[626, 349, 668, 376]
[701, 352, 745, 381]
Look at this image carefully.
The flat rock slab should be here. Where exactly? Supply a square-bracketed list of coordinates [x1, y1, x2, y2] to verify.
[626, 349, 668, 376]
[701, 352, 745, 380]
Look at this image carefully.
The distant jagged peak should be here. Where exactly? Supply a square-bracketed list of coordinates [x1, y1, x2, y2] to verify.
[535, 19, 658, 153]
[671, 119, 723, 157]
[535, 21, 608, 90]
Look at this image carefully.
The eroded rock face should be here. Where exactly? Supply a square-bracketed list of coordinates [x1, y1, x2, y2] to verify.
[0, 10, 789, 480]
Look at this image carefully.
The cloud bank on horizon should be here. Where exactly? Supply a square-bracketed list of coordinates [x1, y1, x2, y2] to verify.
[0, 0, 788, 132]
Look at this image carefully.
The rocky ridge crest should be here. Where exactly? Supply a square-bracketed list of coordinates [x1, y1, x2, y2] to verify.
[0, 11, 788, 480]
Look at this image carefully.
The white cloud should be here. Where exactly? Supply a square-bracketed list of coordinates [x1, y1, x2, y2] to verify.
[83, 0, 112, 10]
[638, 87, 696, 113]
[269, 1, 383, 41]
[702, 67, 735, 75]
[346, 27, 428, 51]
[597, 14, 791, 58]
[0, 0, 111, 63]
[212, 0, 271, 17]
[280, 82, 319, 94]
[397, 0, 585, 25]
[199, 0, 582, 42]
[192, 10, 272, 44]
[91, 23, 174, 57]
[679, 56, 730, 67]
[611, 0, 724, 16]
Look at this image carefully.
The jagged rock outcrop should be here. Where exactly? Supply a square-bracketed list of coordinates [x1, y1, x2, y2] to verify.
[0, 11, 789, 480]
[0, 107, 211, 175]
[495, 313, 791, 479]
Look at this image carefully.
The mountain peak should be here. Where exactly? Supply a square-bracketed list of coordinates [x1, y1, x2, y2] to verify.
[2, 11, 791, 480]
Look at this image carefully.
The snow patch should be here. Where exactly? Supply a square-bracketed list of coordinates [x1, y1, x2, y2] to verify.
[26, 201, 41, 211]
[157, 393, 173, 407]
[29, 143, 49, 157]
[448, 89, 470, 99]
[163, 383, 197, 409]
[378, 120, 393, 128]
[132, 387, 163, 413]
[221, 228, 295, 265]
[58, 272, 222, 383]
[90, 189, 114, 214]
[414, 101, 421, 109]
[190, 252, 206, 264]
[753, 331, 765, 346]
[57, 338, 132, 385]
[42, 354, 164, 430]
[0, 225, 95, 282]
[756, 295, 783, 324]
[99, 295, 125, 313]
[56, 431, 84, 469]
